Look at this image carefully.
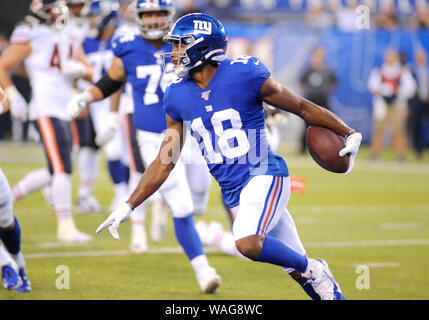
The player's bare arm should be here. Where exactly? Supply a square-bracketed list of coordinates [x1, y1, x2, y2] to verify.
[95, 115, 184, 239]
[261, 76, 352, 137]
[88, 56, 127, 101]
[128, 115, 184, 208]
[0, 86, 11, 114]
[67, 56, 127, 118]
[0, 43, 32, 89]
[0, 43, 32, 120]
[76, 45, 94, 83]
[261, 75, 362, 175]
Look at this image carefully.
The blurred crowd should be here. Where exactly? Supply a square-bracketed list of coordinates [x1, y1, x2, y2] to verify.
[167, 0, 429, 30]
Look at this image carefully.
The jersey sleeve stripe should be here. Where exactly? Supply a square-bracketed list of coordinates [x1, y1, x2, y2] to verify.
[10, 35, 32, 44]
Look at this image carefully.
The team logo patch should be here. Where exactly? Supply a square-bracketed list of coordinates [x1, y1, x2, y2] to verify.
[193, 20, 212, 35]
[201, 90, 211, 101]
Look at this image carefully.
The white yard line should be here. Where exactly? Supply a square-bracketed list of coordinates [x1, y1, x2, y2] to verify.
[25, 238, 429, 259]
[379, 222, 420, 230]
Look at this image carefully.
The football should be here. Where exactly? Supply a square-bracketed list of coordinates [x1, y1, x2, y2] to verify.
[306, 126, 350, 173]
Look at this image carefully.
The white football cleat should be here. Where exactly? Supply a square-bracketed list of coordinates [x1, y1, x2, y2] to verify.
[208, 221, 224, 244]
[302, 258, 345, 300]
[197, 267, 221, 294]
[75, 196, 104, 214]
[57, 228, 93, 244]
[130, 226, 148, 253]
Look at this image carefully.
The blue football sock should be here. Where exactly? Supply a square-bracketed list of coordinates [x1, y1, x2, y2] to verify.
[108, 160, 128, 185]
[173, 215, 204, 261]
[255, 236, 308, 273]
[0, 216, 21, 255]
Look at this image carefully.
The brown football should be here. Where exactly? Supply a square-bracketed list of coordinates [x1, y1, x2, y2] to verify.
[306, 126, 350, 173]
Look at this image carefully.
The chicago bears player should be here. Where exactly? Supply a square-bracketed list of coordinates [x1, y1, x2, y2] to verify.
[0, 89, 31, 292]
[67, 0, 221, 294]
[0, 0, 94, 244]
[94, 13, 362, 300]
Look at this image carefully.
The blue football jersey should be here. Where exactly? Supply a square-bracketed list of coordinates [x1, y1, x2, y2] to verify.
[82, 36, 114, 81]
[112, 33, 174, 133]
[164, 56, 289, 208]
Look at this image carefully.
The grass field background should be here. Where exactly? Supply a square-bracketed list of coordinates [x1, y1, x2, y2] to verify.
[0, 141, 428, 300]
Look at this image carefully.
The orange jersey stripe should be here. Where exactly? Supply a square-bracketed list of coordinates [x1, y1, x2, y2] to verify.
[38, 117, 64, 173]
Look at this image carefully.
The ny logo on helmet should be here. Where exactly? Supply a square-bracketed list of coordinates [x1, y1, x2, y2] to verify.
[193, 20, 212, 35]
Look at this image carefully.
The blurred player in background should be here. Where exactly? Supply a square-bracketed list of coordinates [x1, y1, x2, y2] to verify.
[72, 0, 129, 214]
[67, 0, 221, 294]
[93, 13, 362, 300]
[0, 0, 94, 243]
[112, 2, 169, 252]
[0, 88, 31, 292]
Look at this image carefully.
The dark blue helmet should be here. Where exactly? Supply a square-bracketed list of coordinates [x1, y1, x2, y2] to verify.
[135, 0, 175, 40]
[162, 13, 228, 78]
[84, 0, 119, 38]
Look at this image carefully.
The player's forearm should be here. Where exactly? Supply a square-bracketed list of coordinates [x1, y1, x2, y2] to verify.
[0, 67, 14, 89]
[127, 157, 174, 208]
[86, 72, 125, 103]
[109, 89, 122, 112]
[299, 98, 352, 137]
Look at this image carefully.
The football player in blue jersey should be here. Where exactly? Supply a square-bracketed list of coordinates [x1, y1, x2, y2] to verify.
[67, 1, 222, 294]
[91, 13, 363, 300]
[0, 89, 31, 292]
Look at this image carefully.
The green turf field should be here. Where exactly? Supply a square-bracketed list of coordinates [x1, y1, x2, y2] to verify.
[0, 142, 428, 300]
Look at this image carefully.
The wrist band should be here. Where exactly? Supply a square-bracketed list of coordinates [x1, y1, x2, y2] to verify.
[344, 129, 355, 139]
[125, 201, 135, 211]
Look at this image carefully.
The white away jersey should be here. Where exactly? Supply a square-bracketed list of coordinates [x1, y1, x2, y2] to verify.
[10, 23, 81, 121]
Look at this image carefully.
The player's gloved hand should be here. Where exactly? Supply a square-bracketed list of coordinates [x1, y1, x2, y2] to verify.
[95, 202, 133, 240]
[95, 111, 119, 146]
[339, 131, 362, 176]
[61, 60, 89, 79]
[5, 86, 27, 121]
[67, 90, 93, 119]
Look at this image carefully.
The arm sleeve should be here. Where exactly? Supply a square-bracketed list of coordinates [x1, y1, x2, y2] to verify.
[249, 57, 271, 97]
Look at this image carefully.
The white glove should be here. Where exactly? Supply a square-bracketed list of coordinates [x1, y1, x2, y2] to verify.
[61, 60, 89, 79]
[95, 202, 133, 240]
[339, 131, 362, 176]
[5, 86, 27, 121]
[95, 111, 119, 146]
[67, 90, 93, 119]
